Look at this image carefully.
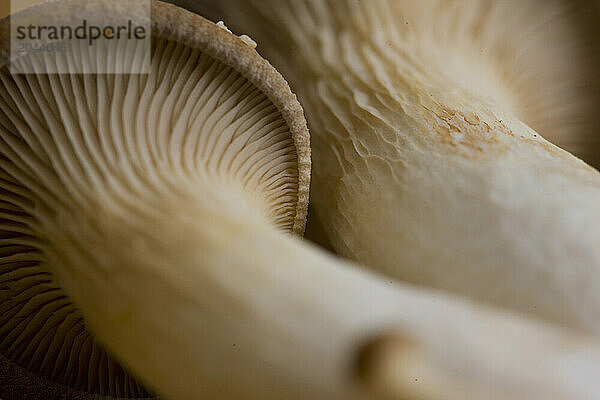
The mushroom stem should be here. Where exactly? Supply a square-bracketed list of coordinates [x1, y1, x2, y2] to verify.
[194, 0, 600, 332]
[42, 189, 600, 400]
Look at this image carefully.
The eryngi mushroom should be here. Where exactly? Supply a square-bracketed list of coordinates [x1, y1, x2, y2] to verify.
[2, 1, 600, 400]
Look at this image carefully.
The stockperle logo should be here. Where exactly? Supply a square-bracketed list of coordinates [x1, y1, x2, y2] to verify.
[9, 0, 151, 74]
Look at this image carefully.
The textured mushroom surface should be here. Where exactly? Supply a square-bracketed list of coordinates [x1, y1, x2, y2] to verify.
[4, 1, 600, 400]
[194, 0, 600, 332]
[0, 0, 309, 398]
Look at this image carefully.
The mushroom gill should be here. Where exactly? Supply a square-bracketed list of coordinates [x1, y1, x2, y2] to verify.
[0, 0, 309, 398]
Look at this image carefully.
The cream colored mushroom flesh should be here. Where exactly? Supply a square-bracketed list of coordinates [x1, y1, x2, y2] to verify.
[3, 2, 600, 400]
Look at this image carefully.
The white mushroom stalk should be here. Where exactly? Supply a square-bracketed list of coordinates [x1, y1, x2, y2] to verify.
[3, 1, 600, 400]
[45, 194, 600, 400]
[195, 0, 600, 332]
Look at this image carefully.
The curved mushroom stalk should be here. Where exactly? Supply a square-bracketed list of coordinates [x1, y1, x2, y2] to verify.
[193, 0, 600, 332]
[43, 191, 600, 400]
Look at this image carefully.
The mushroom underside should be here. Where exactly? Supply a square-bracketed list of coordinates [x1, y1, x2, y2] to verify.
[0, 29, 305, 398]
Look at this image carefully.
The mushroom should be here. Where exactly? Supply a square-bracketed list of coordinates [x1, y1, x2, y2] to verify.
[2, 2, 600, 399]
[53, 198, 600, 400]
[193, 0, 600, 332]
[0, 0, 310, 398]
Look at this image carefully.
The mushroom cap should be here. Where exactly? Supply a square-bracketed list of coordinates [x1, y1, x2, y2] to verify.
[0, 0, 310, 398]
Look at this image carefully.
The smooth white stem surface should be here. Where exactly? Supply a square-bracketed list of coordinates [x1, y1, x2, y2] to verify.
[194, 0, 600, 332]
[42, 181, 600, 400]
